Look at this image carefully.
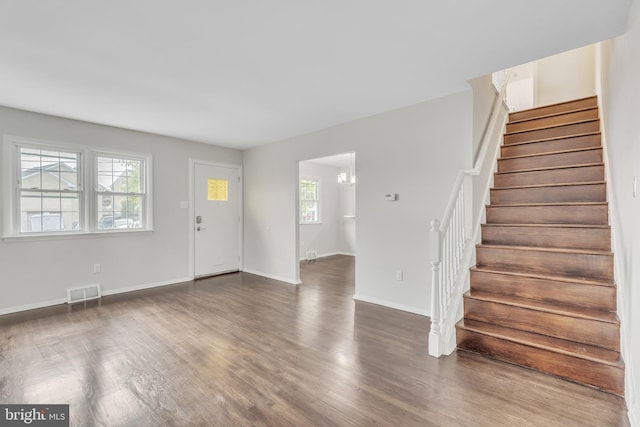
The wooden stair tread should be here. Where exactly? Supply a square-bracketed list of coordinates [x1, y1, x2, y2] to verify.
[505, 119, 599, 136]
[491, 181, 604, 190]
[464, 291, 619, 324]
[503, 132, 601, 148]
[477, 243, 612, 256]
[482, 223, 609, 230]
[505, 132, 602, 147]
[470, 266, 615, 287]
[499, 146, 602, 161]
[495, 163, 604, 176]
[458, 319, 623, 367]
[508, 96, 597, 118]
[488, 201, 608, 208]
[508, 106, 599, 125]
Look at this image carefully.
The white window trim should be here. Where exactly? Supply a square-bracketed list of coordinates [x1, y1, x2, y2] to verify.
[300, 176, 321, 225]
[2, 135, 153, 239]
[93, 150, 152, 232]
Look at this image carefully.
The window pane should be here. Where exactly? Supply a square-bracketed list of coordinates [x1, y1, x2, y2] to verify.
[20, 191, 79, 232]
[208, 179, 228, 201]
[300, 180, 318, 201]
[97, 156, 142, 194]
[96, 155, 145, 230]
[301, 201, 318, 222]
[20, 147, 79, 192]
[97, 195, 142, 229]
[97, 157, 116, 191]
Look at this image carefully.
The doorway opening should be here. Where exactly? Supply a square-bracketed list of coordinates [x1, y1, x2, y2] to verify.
[297, 152, 356, 283]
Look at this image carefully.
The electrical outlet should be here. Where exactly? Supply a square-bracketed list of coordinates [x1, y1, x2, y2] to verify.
[395, 270, 403, 281]
[93, 264, 101, 274]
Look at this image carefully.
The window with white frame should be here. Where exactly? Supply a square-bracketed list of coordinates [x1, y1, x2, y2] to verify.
[4, 137, 151, 236]
[300, 177, 320, 224]
[96, 155, 145, 230]
[18, 146, 82, 233]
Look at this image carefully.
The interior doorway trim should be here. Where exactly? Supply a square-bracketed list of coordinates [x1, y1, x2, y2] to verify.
[188, 158, 243, 280]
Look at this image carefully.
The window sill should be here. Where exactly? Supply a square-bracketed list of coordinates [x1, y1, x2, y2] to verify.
[300, 222, 323, 225]
[2, 229, 154, 243]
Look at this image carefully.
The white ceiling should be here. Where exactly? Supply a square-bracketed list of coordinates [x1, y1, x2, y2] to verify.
[0, 1, 630, 149]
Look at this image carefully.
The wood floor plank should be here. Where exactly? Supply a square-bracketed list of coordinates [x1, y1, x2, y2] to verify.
[0, 255, 629, 426]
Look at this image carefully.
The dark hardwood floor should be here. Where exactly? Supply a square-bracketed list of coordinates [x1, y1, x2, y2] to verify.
[0, 255, 629, 426]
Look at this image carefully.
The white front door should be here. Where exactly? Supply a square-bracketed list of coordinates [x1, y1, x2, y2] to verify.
[194, 162, 240, 277]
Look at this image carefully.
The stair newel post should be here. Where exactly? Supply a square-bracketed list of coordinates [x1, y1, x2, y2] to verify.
[428, 219, 442, 357]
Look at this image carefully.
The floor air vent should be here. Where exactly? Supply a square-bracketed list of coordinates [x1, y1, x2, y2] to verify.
[67, 284, 101, 304]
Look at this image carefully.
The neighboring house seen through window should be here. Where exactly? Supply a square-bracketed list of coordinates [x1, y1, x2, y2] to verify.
[4, 137, 152, 236]
[19, 146, 82, 233]
[300, 177, 320, 224]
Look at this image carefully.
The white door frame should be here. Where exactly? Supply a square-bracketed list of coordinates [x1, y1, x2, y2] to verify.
[188, 158, 243, 280]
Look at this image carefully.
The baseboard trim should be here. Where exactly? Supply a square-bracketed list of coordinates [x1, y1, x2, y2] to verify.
[0, 277, 197, 316]
[629, 402, 638, 427]
[624, 346, 638, 427]
[101, 277, 193, 297]
[299, 252, 355, 261]
[242, 269, 301, 285]
[353, 294, 430, 317]
[0, 298, 67, 316]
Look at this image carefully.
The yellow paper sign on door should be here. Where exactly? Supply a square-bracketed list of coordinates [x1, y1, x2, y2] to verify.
[208, 179, 228, 201]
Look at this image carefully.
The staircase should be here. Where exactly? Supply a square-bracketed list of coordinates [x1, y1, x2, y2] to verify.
[456, 96, 624, 396]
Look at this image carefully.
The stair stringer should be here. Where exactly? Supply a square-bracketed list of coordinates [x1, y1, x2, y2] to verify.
[597, 95, 636, 412]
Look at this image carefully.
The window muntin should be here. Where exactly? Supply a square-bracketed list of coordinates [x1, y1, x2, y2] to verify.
[17, 146, 82, 233]
[96, 156, 145, 230]
[300, 178, 320, 224]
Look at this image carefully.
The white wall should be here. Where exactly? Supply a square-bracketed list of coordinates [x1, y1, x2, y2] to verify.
[243, 91, 473, 315]
[337, 166, 356, 256]
[0, 107, 241, 313]
[469, 75, 496, 162]
[469, 75, 508, 225]
[506, 62, 536, 112]
[536, 44, 596, 106]
[598, 3, 640, 423]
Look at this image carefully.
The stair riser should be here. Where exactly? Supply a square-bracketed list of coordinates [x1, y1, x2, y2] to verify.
[476, 246, 613, 280]
[506, 108, 599, 133]
[481, 225, 611, 251]
[470, 269, 616, 312]
[504, 120, 600, 145]
[463, 298, 620, 350]
[494, 165, 604, 188]
[456, 329, 624, 395]
[485, 205, 608, 225]
[501, 134, 601, 157]
[498, 148, 603, 172]
[490, 184, 606, 204]
[508, 97, 598, 123]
